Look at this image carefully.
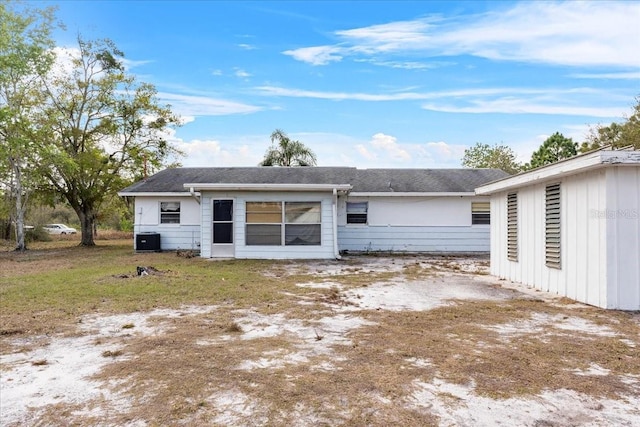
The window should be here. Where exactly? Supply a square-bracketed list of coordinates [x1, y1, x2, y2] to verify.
[507, 193, 518, 261]
[545, 184, 561, 269]
[160, 202, 180, 224]
[346, 202, 368, 224]
[285, 202, 321, 245]
[246, 202, 282, 245]
[471, 202, 490, 225]
[245, 201, 321, 246]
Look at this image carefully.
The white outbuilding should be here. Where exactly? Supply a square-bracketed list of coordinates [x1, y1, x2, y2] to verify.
[476, 148, 640, 310]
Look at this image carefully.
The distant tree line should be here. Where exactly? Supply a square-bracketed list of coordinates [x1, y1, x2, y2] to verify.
[462, 97, 640, 174]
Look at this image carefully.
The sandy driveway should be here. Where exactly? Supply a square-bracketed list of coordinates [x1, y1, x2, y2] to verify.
[2, 255, 639, 426]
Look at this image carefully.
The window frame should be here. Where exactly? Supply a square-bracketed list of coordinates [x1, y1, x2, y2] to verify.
[160, 201, 181, 225]
[245, 201, 322, 246]
[284, 202, 321, 246]
[245, 202, 282, 246]
[471, 202, 490, 225]
[346, 201, 368, 225]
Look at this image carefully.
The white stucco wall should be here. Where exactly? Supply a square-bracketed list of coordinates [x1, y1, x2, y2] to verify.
[489, 165, 640, 310]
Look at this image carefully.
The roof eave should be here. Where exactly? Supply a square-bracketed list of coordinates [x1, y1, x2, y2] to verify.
[183, 183, 353, 192]
[117, 191, 194, 197]
[348, 192, 477, 197]
[475, 150, 640, 195]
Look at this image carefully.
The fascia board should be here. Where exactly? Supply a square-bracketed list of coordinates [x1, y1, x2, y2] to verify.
[117, 191, 195, 197]
[347, 192, 477, 197]
[183, 183, 353, 192]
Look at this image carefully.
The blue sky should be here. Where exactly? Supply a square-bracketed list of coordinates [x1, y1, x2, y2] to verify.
[43, 0, 639, 168]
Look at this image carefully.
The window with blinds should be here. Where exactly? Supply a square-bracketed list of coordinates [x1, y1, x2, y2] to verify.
[346, 202, 368, 224]
[545, 183, 561, 269]
[507, 193, 518, 261]
[471, 202, 490, 225]
[245, 201, 321, 246]
[160, 201, 180, 224]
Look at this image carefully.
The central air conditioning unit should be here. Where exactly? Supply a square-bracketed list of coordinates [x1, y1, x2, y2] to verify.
[136, 232, 161, 252]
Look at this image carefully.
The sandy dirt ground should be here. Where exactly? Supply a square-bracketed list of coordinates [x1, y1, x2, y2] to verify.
[1, 255, 639, 426]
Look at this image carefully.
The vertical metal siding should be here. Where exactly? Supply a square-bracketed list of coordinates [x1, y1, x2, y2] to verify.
[606, 167, 640, 310]
[490, 169, 616, 308]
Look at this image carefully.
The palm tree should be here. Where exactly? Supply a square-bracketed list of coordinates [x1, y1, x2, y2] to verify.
[260, 129, 317, 166]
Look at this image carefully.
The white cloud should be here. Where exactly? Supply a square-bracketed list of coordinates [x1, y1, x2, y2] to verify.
[178, 115, 196, 125]
[370, 133, 411, 161]
[168, 130, 471, 169]
[234, 68, 252, 78]
[256, 85, 629, 119]
[157, 92, 262, 116]
[283, 45, 344, 65]
[355, 144, 377, 161]
[51, 46, 81, 76]
[121, 58, 153, 70]
[570, 72, 640, 80]
[356, 59, 453, 70]
[425, 141, 466, 162]
[284, 2, 640, 68]
[336, 19, 433, 53]
[238, 43, 256, 50]
[174, 139, 262, 167]
[421, 98, 625, 118]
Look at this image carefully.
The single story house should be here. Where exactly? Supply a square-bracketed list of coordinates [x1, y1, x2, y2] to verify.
[118, 167, 507, 259]
[476, 148, 640, 310]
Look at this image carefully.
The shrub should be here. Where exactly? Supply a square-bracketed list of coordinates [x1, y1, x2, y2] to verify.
[25, 226, 51, 242]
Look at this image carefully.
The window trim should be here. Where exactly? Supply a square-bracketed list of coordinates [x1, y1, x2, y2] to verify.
[507, 193, 518, 262]
[160, 201, 181, 225]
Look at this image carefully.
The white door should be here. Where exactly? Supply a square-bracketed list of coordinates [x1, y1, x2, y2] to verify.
[212, 199, 234, 257]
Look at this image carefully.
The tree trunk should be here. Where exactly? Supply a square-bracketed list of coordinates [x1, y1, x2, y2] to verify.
[77, 207, 97, 246]
[12, 159, 27, 252]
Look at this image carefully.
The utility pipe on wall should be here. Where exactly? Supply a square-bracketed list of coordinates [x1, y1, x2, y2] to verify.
[332, 188, 341, 260]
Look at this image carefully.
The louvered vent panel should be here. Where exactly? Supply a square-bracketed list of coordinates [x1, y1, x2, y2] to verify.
[545, 184, 561, 269]
[507, 193, 518, 261]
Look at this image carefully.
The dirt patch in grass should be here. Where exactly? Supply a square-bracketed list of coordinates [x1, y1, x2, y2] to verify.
[2, 250, 639, 426]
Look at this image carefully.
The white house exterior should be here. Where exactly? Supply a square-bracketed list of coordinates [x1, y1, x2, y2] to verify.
[119, 167, 507, 260]
[476, 149, 640, 310]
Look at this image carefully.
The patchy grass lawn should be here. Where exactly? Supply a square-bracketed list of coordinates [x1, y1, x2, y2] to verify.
[1, 241, 639, 426]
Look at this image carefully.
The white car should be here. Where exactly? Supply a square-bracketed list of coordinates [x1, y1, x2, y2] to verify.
[43, 224, 78, 235]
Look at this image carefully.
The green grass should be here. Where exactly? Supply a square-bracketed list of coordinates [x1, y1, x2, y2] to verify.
[0, 240, 294, 336]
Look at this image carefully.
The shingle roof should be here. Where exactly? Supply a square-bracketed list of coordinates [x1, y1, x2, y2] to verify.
[119, 167, 509, 194]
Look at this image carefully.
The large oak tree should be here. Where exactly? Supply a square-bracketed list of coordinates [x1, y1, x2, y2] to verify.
[461, 142, 523, 175]
[37, 37, 181, 246]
